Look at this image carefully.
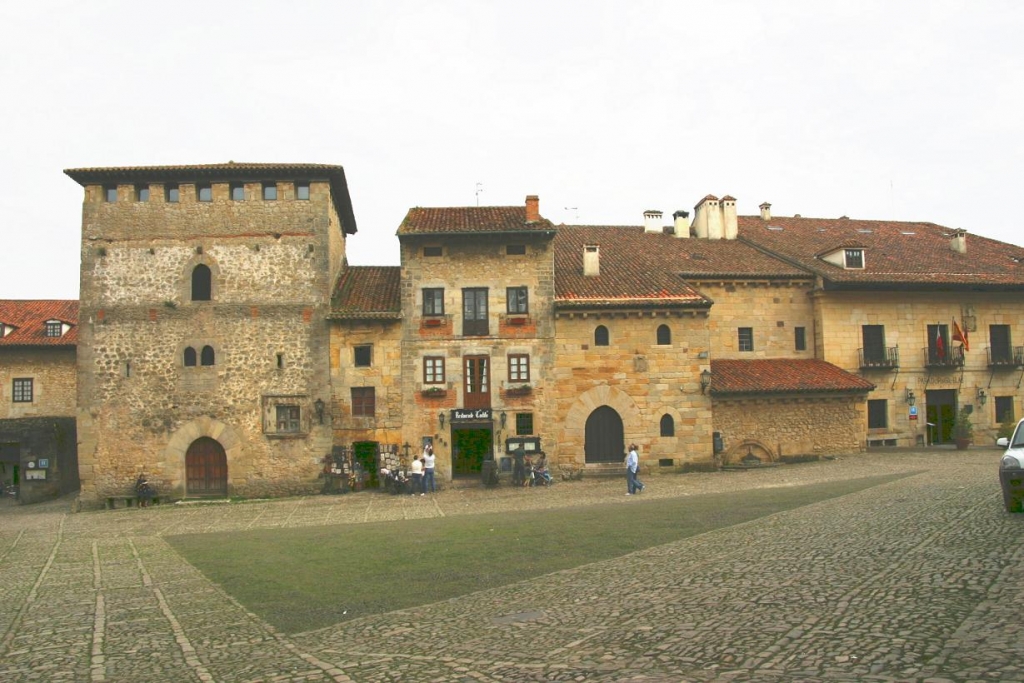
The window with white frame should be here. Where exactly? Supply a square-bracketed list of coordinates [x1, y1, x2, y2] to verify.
[424, 356, 445, 384]
[509, 354, 530, 381]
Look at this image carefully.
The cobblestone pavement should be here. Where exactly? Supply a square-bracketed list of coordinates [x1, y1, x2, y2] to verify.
[1, 448, 1022, 682]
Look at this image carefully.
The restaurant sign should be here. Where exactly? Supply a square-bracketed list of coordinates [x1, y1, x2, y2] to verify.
[451, 408, 493, 422]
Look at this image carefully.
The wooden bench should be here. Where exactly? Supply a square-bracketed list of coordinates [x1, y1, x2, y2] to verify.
[105, 496, 160, 509]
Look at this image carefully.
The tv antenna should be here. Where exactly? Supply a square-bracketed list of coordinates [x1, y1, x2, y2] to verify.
[475, 182, 484, 207]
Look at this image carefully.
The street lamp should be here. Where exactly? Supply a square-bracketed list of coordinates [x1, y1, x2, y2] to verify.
[700, 369, 712, 394]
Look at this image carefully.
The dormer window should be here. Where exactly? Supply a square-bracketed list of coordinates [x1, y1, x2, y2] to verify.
[844, 249, 864, 269]
[44, 320, 64, 338]
[0, 323, 8, 337]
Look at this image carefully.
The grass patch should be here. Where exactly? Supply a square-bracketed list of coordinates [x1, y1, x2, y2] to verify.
[167, 473, 910, 634]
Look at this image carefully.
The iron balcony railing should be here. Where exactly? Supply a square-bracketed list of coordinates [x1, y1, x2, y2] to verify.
[988, 345, 1024, 368]
[923, 345, 965, 368]
[859, 346, 900, 369]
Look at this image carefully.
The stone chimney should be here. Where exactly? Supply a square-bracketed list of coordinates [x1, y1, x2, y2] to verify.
[692, 195, 717, 239]
[583, 244, 600, 276]
[950, 228, 967, 254]
[759, 202, 771, 221]
[721, 195, 737, 240]
[643, 210, 663, 233]
[525, 195, 540, 222]
[673, 210, 691, 238]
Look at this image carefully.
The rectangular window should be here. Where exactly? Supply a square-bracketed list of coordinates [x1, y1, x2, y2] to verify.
[351, 387, 375, 417]
[516, 412, 534, 435]
[862, 325, 886, 364]
[423, 246, 443, 257]
[463, 288, 489, 336]
[738, 327, 754, 352]
[135, 185, 150, 202]
[263, 183, 278, 200]
[424, 356, 445, 384]
[506, 244, 526, 255]
[927, 324, 949, 364]
[354, 344, 372, 367]
[231, 183, 245, 201]
[12, 378, 33, 403]
[991, 324, 1012, 364]
[509, 354, 530, 381]
[197, 184, 213, 202]
[845, 249, 864, 269]
[795, 326, 806, 351]
[104, 185, 118, 202]
[44, 321, 62, 337]
[423, 288, 445, 316]
[996, 396, 1016, 425]
[867, 399, 888, 429]
[296, 182, 310, 200]
[507, 286, 529, 314]
[275, 405, 300, 432]
[166, 184, 180, 203]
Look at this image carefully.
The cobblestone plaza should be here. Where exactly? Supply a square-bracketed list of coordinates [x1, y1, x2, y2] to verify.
[1, 449, 1022, 682]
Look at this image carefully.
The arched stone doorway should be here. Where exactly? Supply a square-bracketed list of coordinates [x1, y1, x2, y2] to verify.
[185, 437, 227, 496]
[585, 406, 625, 463]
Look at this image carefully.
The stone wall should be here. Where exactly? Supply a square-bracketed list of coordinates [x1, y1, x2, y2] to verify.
[0, 348, 77, 418]
[696, 280, 815, 358]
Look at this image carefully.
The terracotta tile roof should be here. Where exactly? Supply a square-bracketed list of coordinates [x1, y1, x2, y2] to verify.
[738, 215, 1024, 288]
[397, 206, 557, 236]
[0, 300, 78, 347]
[64, 162, 358, 234]
[329, 267, 402, 320]
[710, 358, 875, 396]
[554, 226, 806, 309]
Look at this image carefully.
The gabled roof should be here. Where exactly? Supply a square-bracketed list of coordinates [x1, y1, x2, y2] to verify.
[64, 162, 358, 235]
[397, 206, 556, 236]
[710, 359, 875, 395]
[0, 300, 78, 347]
[738, 215, 1024, 288]
[553, 226, 807, 310]
[328, 266, 402, 320]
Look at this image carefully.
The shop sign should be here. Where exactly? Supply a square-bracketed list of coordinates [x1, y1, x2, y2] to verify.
[451, 408, 492, 422]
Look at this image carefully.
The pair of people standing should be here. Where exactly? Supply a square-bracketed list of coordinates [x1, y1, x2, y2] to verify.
[625, 443, 645, 495]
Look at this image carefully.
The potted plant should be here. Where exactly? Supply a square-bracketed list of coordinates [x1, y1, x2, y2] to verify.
[953, 406, 974, 450]
[421, 386, 447, 398]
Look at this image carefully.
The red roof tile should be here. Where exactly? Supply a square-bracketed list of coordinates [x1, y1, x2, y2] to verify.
[0, 300, 78, 347]
[398, 206, 556, 236]
[738, 215, 1024, 288]
[329, 267, 401, 320]
[710, 359, 875, 395]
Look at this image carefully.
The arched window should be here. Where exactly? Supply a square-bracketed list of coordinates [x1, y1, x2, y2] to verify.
[183, 347, 197, 367]
[660, 414, 675, 437]
[657, 324, 671, 345]
[200, 345, 215, 366]
[595, 325, 609, 346]
[191, 264, 212, 301]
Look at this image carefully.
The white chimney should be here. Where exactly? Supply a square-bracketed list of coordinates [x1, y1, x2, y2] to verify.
[673, 210, 690, 238]
[643, 210, 663, 233]
[721, 195, 737, 240]
[759, 202, 771, 221]
[692, 195, 717, 239]
[583, 244, 600, 276]
[950, 228, 967, 254]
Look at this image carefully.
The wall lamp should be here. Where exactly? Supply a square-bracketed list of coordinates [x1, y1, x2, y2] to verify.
[500, 411, 507, 429]
[700, 369, 712, 394]
[438, 411, 445, 428]
[977, 388, 987, 406]
[313, 398, 325, 424]
[905, 389, 916, 407]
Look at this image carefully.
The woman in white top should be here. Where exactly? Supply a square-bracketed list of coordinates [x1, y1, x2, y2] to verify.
[422, 445, 436, 493]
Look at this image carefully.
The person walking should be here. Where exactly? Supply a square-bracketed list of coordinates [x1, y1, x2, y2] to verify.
[625, 443, 645, 495]
[410, 454, 424, 495]
[422, 444, 436, 493]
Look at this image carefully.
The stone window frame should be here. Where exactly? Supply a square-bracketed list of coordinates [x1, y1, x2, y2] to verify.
[795, 326, 807, 351]
[995, 396, 1015, 425]
[197, 183, 213, 202]
[867, 398, 888, 429]
[508, 353, 530, 382]
[423, 288, 445, 316]
[12, 377, 33, 403]
[738, 327, 754, 352]
[595, 325, 610, 347]
[104, 185, 118, 203]
[354, 344, 372, 367]
[263, 182, 278, 201]
[515, 412, 534, 436]
[200, 345, 215, 366]
[230, 183, 246, 201]
[262, 395, 310, 438]
[296, 182, 311, 200]
[165, 184, 180, 203]
[656, 324, 671, 346]
[507, 286, 529, 314]
[660, 414, 675, 437]
[181, 256, 220, 304]
[424, 356, 445, 384]
[135, 184, 150, 202]
[184, 347, 197, 367]
[351, 387, 376, 417]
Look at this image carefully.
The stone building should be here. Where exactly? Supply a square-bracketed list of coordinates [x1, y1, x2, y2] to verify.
[0, 300, 80, 503]
[65, 163, 357, 505]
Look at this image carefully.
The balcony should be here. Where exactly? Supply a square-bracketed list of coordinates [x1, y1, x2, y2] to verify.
[988, 345, 1024, 369]
[859, 346, 899, 370]
[923, 345, 965, 368]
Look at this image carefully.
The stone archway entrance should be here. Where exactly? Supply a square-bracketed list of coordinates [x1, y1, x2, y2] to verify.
[185, 437, 227, 496]
[585, 406, 625, 463]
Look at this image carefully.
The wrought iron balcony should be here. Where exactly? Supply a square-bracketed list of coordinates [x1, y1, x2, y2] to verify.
[859, 346, 900, 369]
[923, 345, 965, 368]
[988, 345, 1024, 368]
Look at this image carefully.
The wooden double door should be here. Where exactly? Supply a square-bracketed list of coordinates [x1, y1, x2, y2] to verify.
[185, 437, 227, 496]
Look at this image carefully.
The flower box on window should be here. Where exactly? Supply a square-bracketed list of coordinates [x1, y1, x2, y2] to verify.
[421, 386, 448, 398]
[424, 318, 442, 327]
[505, 384, 532, 396]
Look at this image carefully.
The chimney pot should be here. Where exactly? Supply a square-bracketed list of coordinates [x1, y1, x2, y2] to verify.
[643, 210, 663, 233]
[583, 244, 600, 276]
[950, 228, 967, 254]
[759, 202, 771, 221]
[525, 195, 539, 222]
[673, 210, 691, 238]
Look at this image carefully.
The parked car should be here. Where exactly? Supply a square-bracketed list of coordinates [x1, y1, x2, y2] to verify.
[997, 418, 1024, 512]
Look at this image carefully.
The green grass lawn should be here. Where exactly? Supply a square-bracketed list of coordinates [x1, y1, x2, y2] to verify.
[167, 473, 909, 634]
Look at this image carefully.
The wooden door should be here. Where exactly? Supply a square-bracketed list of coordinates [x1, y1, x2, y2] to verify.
[585, 406, 625, 463]
[925, 389, 957, 445]
[464, 355, 491, 409]
[185, 437, 227, 496]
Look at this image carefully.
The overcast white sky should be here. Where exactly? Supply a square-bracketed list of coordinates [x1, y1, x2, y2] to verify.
[1, 0, 1021, 300]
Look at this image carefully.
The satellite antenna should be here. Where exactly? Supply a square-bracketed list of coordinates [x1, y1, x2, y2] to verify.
[475, 182, 484, 207]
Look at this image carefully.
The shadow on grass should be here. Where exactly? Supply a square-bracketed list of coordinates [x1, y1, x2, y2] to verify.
[167, 473, 913, 634]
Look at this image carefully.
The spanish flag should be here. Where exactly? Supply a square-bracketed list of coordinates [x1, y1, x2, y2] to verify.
[952, 318, 969, 352]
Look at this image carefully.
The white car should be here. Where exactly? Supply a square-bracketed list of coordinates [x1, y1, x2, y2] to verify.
[998, 418, 1024, 512]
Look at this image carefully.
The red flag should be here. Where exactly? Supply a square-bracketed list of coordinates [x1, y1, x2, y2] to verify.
[935, 325, 945, 359]
[952, 318, 969, 352]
